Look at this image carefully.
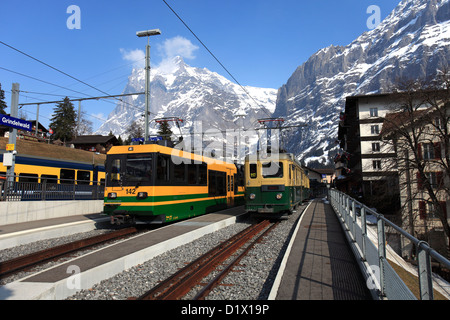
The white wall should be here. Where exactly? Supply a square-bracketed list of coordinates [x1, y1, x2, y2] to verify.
[0, 200, 103, 225]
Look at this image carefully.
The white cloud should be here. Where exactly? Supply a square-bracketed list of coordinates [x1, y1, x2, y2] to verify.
[158, 36, 199, 60]
[120, 48, 145, 68]
[120, 36, 198, 73]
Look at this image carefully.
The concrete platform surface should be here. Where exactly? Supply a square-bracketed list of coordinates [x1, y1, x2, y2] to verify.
[270, 200, 372, 300]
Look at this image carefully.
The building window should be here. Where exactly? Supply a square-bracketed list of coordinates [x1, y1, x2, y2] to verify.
[370, 108, 378, 117]
[423, 143, 435, 160]
[372, 160, 381, 170]
[371, 125, 379, 135]
[372, 142, 380, 152]
[434, 117, 445, 130]
[426, 202, 439, 219]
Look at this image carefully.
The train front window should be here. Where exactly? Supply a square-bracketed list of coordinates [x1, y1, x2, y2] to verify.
[249, 164, 257, 179]
[262, 162, 283, 178]
[124, 155, 153, 186]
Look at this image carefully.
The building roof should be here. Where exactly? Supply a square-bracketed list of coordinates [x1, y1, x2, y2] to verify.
[380, 109, 431, 138]
[69, 135, 118, 145]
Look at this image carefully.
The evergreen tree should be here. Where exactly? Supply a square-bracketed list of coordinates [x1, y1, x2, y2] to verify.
[157, 120, 173, 141]
[0, 83, 7, 114]
[49, 97, 77, 143]
[124, 120, 144, 144]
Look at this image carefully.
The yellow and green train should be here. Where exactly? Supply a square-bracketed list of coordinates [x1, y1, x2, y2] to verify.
[103, 144, 245, 224]
[244, 153, 310, 217]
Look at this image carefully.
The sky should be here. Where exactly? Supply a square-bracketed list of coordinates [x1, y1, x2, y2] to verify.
[0, 0, 401, 132]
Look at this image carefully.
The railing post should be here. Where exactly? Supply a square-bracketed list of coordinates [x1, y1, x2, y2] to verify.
[42, 180, 46, 201]
[377, 215, 386, 297]
[344, 195, 350, 231]
[361, 206, 367, 261]
[351, 199, 356, 238]
[417, 241, 434, 300]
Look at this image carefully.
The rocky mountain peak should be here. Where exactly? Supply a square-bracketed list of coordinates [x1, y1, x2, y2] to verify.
[274, 0, 450, 167]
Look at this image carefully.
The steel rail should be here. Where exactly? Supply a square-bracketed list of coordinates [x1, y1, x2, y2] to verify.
[0, 227, 138, 278]
[194, 221, 279, 300]
[136, 220, 272, 300]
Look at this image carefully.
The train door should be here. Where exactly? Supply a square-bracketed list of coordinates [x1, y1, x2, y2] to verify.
[227, 169, 234, 207]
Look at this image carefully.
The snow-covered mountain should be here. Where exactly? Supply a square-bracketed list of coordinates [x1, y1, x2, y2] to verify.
[274, 0, 450, 167]
[98, 0, 449, 167]
[96, 56, 277, 140]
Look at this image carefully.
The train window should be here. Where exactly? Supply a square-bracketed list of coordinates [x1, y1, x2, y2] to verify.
[111, 159, 121, 182]
[188, 164, 197, 185]
[77, 171, 91, 185]
[18, 173, 38, 183]
[198, 163, 207, 185]
[249, 163, 257, 179]
[125, 154, 153, 186]
[208, 170, 226, 196]
[173, 162, 186, 183]
[100, 179, 105, 186]
[41, 174, 57, 184]
[60, 169, 75, 184]
[237, 165, 244, 186]
[262, 162, 283, 178]
[217, 172, 226, 196]
[156, 154, 170, 183]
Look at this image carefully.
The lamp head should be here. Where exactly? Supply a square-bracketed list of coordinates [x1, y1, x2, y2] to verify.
[136, 29, 161, 37]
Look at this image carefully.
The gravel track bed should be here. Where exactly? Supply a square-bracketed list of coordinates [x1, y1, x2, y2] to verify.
[68, 204, 307, 300]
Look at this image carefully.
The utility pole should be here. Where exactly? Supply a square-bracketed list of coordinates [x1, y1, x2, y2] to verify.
[77, 100, 81, 138]
[136, 28, 161, 143]
[35, 103, 40, 136]
[6, 83, 19, 185]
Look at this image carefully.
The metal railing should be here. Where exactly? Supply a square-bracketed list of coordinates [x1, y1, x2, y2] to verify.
[0, 178, 104, 201]
[329, 188, 450, 300]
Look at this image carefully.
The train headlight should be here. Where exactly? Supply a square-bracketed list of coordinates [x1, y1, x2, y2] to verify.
[249, 193, 256, 200]
[108, 192, 117, 199]
[276, 193, 283, 200]
[137, 192, 148, 199]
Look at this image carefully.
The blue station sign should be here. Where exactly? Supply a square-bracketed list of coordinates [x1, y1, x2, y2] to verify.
[1, 114, 32, 132]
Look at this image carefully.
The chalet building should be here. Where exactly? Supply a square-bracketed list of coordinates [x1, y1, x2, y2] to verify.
[68, 135, 119, 154]
[336, 94, 401, 217]
[306, 167, 331, 197]
[337, 91, 449, 257]
[380, 105, 449, 257]
[1, 119, 49, 142]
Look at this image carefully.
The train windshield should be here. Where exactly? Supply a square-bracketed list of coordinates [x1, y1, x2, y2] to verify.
[107, 154, 153, 187]
[262, 162, 283, 178]
[125, 155, 153, 186]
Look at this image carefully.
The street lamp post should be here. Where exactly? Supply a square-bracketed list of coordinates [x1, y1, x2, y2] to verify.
[136, 28, 161, 143]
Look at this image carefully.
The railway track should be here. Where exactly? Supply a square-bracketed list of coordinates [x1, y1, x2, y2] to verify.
[133, 220, 279, 300]
[0, 227, 139, 279]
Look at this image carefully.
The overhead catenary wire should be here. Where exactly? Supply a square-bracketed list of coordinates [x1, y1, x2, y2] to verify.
[0, 40, 116, 98]
[0, 65, 150, 120]
[0, 42, 150, 117]
[161, 0, 272, 118]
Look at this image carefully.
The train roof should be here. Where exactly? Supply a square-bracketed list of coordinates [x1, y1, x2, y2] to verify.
[107, 143, 237, 168]
[245, 152, 302, 167]
[0, 137, 106, 166]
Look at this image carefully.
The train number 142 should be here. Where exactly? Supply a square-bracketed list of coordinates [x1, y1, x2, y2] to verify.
[126, 188, 136, 195]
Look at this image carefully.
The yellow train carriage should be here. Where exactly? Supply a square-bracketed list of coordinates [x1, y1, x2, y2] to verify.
[0, 137, 105, 185]
[244, 152, 310, 217]
[104, 144, 244, 224]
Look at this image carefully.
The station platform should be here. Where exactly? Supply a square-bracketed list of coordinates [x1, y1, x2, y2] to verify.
[0, 213, 109, 250]
[0, 206, 245, 300]
[270, 199, 372, 300]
